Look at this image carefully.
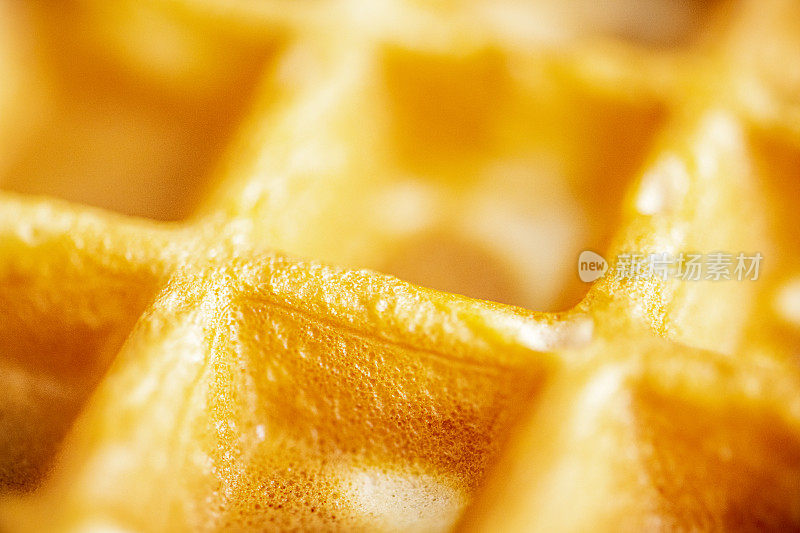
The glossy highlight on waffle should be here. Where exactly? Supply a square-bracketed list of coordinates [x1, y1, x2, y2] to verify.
[1, 0, 800, 531]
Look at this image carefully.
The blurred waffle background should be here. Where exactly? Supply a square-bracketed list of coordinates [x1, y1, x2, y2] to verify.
[0, 0, 757, 314]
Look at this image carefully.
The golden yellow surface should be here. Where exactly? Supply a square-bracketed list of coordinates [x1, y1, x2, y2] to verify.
[1, 0, 799, 531]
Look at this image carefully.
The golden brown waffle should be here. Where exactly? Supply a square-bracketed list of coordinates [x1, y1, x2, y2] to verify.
[1, 0, 800, 531]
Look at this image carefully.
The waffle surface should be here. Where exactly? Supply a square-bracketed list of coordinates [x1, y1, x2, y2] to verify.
[1, 0, 800, 531]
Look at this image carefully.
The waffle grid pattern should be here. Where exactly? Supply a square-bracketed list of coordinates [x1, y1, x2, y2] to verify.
[1, 0, 800, 531]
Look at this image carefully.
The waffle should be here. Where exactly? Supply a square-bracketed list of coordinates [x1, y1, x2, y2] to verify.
[1, 0, 799, 531]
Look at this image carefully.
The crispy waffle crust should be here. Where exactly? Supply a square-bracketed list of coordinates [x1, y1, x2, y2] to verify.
[1, 0, 800, 531]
